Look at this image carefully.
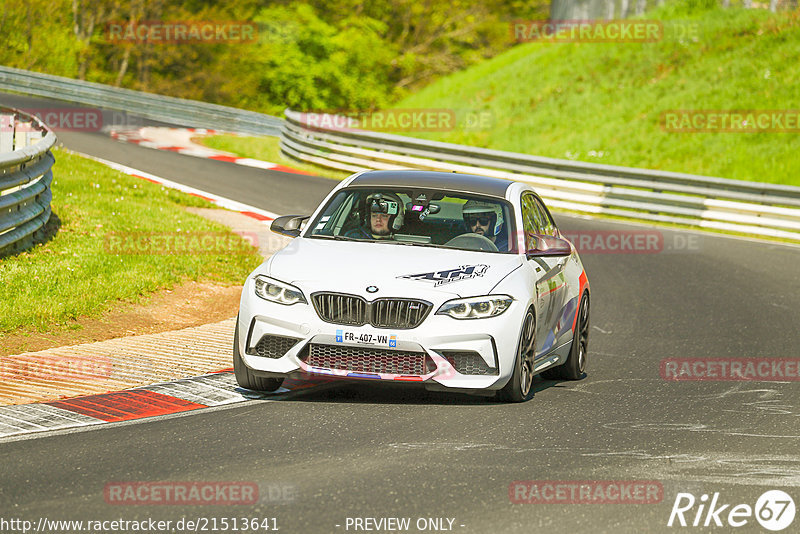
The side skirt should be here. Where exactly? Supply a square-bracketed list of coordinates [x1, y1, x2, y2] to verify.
[533, 340, 572, 373]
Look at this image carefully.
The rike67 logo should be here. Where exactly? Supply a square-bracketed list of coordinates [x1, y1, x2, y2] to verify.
[668, 490, 795, 531]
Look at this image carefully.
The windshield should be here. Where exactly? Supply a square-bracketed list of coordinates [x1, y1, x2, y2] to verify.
[306, 188, 517, 253]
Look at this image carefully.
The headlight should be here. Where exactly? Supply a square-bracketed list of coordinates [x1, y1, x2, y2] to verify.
[254, 275, 306, 305]
[436, 295, 513, 319]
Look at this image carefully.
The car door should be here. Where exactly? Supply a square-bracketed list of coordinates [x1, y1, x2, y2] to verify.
[534, 195, 572, 351]
[521, 192, 568, 358]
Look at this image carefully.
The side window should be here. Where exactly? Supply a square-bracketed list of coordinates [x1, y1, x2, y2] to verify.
[533, 196, 557, 236]
[332, 193, 358, 235]
[310, 192, 356, 236]
[521, 193, 544, 250]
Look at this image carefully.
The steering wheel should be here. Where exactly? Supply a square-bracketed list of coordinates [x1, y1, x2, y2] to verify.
[443, 233, 499, 252]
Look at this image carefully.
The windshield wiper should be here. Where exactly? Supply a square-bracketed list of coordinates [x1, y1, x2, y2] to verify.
[310, 234, 352, 241]
[310, 234, 377, 243]
[385, 240, 441, 248]
[311, 234, 445, 247]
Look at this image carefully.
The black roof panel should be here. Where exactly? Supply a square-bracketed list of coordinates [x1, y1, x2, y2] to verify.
[348, 170, 513, 198]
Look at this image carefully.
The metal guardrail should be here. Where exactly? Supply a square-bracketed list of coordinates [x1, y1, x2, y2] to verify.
[0, 107, 56, 256]
[280, 109, 800, 241]
[3, 65, 797, 242]
[0, 65, 283, 136]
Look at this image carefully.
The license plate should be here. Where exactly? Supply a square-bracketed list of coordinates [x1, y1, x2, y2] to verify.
[335, 329, 397, 348]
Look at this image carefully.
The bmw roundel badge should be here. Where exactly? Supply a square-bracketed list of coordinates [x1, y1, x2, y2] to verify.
[366, 286, 379, 293]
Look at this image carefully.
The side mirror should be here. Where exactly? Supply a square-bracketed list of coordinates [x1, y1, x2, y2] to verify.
[526, 234, 572, 257]
[271, 215, 309, 238]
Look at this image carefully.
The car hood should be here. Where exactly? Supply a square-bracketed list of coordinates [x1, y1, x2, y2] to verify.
[265, 237, 523, 299]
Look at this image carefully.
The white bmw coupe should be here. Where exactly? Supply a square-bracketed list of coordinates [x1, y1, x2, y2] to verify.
[235, 170, 590, 401]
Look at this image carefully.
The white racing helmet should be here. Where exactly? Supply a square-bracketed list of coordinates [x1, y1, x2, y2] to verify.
[365, 192, 405, 231]
[462, 199, 504, 237]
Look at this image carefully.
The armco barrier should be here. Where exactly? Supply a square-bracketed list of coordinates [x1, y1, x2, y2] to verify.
[0, 107, 57, 256]
[0, 65, 283, 136]
[280, 109, 800, 242]
[4, 66, 798, 242]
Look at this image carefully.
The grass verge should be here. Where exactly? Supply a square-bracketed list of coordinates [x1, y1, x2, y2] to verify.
[0, 149, 262, 335]
[391, 2, 800, 186]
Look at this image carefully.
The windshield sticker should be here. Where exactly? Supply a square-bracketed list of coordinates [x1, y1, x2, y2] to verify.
[399, 264, 489, 286]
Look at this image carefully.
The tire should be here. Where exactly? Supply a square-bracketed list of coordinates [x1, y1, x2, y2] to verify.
[496, 308, 536, 403]
[233, 318, 285, 392]
[542, 292, 589, 381]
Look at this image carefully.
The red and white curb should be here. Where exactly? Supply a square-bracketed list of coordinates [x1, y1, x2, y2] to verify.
[0, 147, 315, 440]
[68, 151, 281, 224]
[109, 126, 311, 175]
[0, 372, 327, 440]
[0, 155, 295, 439]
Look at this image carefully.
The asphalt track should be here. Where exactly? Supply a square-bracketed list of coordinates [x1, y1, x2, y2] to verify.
[2, 92, 799, 533]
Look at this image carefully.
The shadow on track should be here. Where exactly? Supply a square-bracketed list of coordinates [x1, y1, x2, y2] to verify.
[276, 374, 572, 406]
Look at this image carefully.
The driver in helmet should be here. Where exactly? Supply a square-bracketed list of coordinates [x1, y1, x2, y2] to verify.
[462, 199, 508, 251]
[345, 192, 405, 240]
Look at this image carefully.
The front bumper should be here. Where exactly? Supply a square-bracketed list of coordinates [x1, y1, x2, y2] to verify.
[237, 288, 524, 392]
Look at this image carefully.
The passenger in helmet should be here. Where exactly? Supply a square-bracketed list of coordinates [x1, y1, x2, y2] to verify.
[461, 199, 508, 251]
[344, 192, 405, 240]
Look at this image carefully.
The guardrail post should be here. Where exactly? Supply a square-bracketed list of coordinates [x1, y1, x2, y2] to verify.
[14, 120, 30, 149]
[0, 113, 15, 153]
